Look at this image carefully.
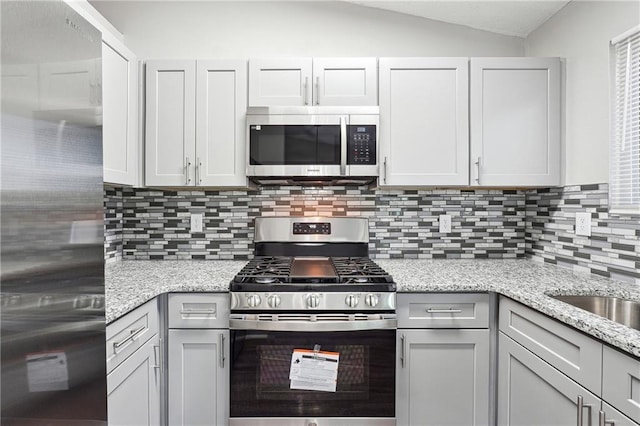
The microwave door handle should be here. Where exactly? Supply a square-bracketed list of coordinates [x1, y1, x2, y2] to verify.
[340, 116, 347, 175]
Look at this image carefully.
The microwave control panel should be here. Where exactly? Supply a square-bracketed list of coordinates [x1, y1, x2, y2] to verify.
[347, 125, 376, 165]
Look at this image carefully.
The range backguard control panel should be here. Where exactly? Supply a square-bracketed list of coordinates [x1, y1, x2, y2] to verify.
[293, 222, 332, 235]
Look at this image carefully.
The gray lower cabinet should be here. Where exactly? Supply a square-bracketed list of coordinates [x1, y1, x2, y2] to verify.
[167, 329, 229, 426]
[397, 329, 490, 426]
[167, 293, 230, 426]
[601, 402, 638, 426]
[106, 299, 161, 426]
[107, 334, 161, 426]
[498, 296, 640, 426]
[396, 293, 491, 426]
[498, 332, 599, 425]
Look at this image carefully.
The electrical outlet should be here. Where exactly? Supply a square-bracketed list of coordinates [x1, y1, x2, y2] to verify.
[439, 214, 452, 233]
[190, 213, 203, 233]
[575, 212, 591, 237]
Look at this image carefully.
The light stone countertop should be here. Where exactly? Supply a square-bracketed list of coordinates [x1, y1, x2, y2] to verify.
[105, 259, 640, 358]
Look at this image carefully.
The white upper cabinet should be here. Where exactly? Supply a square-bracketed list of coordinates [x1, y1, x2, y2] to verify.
[379, 58, 469, 186]
[249, 57, 377, 106]
[146, 59, 247, 187]
[196, 60, 247, 187]
[145, 60, 197, 187]
[312, 58, 378, 106]
[102, 35, 139, 186]
[249, 58, 311, 106]
[470, 57, 561, 187]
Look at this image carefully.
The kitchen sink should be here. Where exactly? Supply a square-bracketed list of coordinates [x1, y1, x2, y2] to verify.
[550, 295, 640, 331]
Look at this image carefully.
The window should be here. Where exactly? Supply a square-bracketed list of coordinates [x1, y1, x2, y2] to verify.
[610, 26, 640, 214]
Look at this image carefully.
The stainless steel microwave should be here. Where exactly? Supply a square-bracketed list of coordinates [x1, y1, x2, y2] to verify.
[246, 106, 379, 185]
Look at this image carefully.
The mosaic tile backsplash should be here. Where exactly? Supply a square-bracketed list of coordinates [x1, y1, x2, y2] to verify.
[104, 186, 526, 262]
[103, 183, 640, 284]
[526, 183, 640, 285]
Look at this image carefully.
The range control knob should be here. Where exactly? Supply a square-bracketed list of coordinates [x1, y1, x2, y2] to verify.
[365, 293, 379, 307]
[306, 294, 320, 309]
[246, 294, 262, 308]
[267, 294, 281, 308]
[345, 294, 359, 308]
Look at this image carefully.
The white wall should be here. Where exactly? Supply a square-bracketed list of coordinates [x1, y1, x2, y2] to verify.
[90, 1, 523, 58]
[525, 0, 639, 186]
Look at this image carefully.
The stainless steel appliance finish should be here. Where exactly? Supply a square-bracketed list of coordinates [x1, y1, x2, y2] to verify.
[229, 217, 396, 425]
[1, 1, 106, 424]
[246, 106, 379, 185]
[230, 418, 394, 426]
[255, 216, 369, 243]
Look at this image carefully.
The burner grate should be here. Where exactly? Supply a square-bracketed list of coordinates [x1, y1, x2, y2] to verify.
[332, 257, 393, 284]
[234, 257, 293, 284]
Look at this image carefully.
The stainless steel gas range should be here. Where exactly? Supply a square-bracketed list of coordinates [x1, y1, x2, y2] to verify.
[229, 217, 396, 426]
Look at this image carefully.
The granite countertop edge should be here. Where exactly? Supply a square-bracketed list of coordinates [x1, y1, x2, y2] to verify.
[105, 259, 640, 358]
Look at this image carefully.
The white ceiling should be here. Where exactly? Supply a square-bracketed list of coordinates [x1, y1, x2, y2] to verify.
[343, 0, 571, 38]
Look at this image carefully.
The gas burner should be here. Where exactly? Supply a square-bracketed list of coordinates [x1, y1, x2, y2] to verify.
[255, 277, 278, 284]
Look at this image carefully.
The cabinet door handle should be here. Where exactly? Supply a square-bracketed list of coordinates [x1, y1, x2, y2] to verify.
[577, 395, 593, 426]
[180, 308, 216, 315]
[315, 76, 320, 105]
[219, 333, 226, 368]
[400, 334, 406, 368]
[153, 344, 161, 370]
[113, 325, 146, 352]
[304, 76, 309, 105]
[196, 157, 202, 185]
[185, 157, 192, 185]
[340, 116, 347, 175]
[598, 411, 615, 426]
[383, 156, 388, 184]
[475, 156, 481, 185]
[426, 308, 463, 314]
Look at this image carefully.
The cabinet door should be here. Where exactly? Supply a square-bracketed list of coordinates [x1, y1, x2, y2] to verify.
[379, 58, 469, 186]
[196, 60, 247, 187]
[498, 332, 599, 426]
[102, 36, 138, 186]
[602, 346, 640, 423]
[470, 57, 560, 186]
[248, 58, 312, 106]
[312, 57, 377, 106]
[145, 60, 196, 186]
[601, 402, 638, 426]
[168, 329, 229, 426]
[107, 335, 161, 426]
[397, 329, 490, 426]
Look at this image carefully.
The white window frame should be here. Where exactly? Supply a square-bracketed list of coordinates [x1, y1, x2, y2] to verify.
[609, 25, 640, 215]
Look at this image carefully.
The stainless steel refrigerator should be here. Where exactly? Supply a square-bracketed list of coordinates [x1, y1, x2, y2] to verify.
[1, 1, 107, 424]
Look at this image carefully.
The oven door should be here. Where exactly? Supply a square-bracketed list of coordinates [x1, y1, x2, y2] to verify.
[229, 313, 396, 426]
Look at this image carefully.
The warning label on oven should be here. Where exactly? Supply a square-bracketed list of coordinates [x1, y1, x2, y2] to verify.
[289, 348, 339, 392]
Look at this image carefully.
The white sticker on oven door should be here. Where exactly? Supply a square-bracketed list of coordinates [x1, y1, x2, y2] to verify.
[26, 351, 69, 392]
[289, 348, 339, 392]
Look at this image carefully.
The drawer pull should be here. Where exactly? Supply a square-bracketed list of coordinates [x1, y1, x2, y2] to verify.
[113, 325, 146, 352]
[180, 309, 216, 315]
[598, 411, 615, 426]
[577, 395, 593, 426]
[426, 308, 463, 314]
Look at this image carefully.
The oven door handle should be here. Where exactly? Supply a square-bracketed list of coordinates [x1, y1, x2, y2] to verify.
[229, 316, 397, 332]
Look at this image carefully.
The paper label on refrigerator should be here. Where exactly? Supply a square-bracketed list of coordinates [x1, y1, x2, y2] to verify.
[26, 351, 69, 392]
[289, 348, 339, 392]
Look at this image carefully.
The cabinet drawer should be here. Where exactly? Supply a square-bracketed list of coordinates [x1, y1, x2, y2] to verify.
[499, 296, 602, 395]
[168, 293, 229, 329]
[603, 346, 640, 424]
[397, 293, 490, 328]
[106, 298, 159, 373]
